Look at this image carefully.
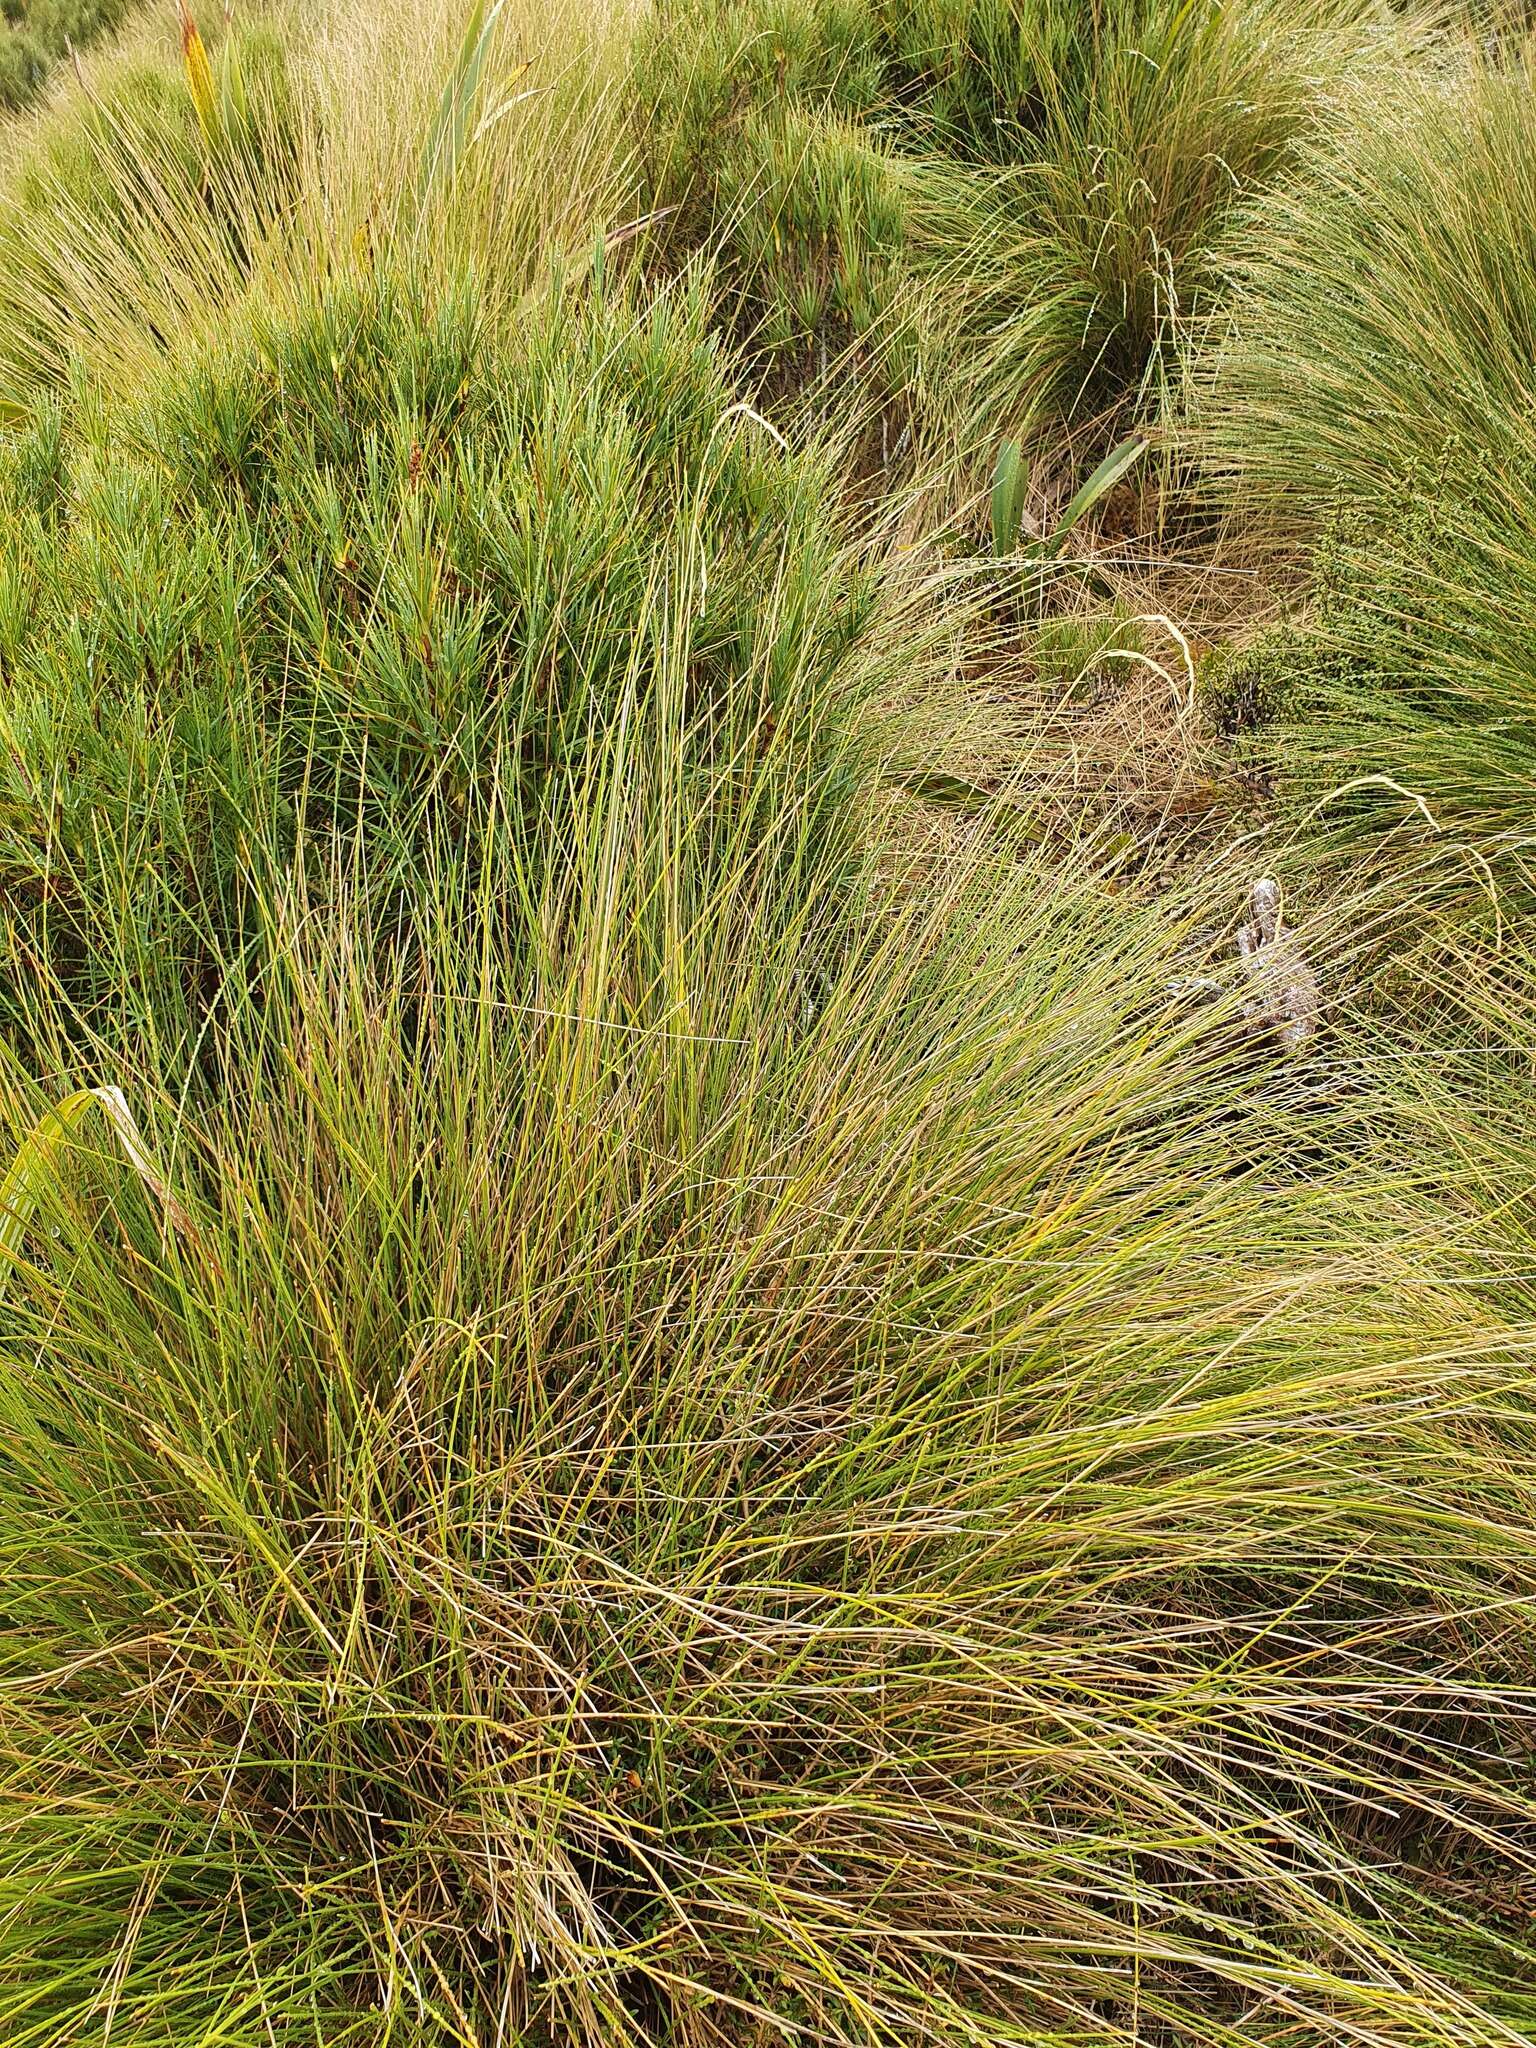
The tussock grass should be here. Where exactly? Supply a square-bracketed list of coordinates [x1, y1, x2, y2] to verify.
[0, 0, 638, 406]
[1199, 48, 1536, 910]
[0, 0, 1535, 2042]
[0, 13, 300, 396]
[7, 745, 1536, 2041]
[638, 0, 1393, 464]
[923, 0, 1392, 441]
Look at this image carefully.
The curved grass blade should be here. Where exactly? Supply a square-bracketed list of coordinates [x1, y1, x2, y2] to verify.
[0, 1087, 193, 1293]
[416, 0, 507, 213]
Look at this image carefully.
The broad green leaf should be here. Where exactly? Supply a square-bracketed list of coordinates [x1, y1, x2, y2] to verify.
[1029, 434, 1148, 559]
[990, 437, 1026, 557]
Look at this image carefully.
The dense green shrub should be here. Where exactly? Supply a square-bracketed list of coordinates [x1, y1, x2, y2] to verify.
[638, 0, 887, 172]
[0, 272, 876, 1042]
[688, 101, 919, 380]
[0, 0, 132, 113]
[636, 0, 972, 418]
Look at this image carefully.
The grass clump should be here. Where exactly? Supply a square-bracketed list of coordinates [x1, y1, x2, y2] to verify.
[1201, 53, 1536, 903]
[0, 15, 299, 400]
[640, 0, 1387, 454]
[902, 0, 1388, 435]
[7, 775, 1536, 2042]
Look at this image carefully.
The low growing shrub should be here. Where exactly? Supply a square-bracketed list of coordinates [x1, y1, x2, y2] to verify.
[0, 270, 878, 1044]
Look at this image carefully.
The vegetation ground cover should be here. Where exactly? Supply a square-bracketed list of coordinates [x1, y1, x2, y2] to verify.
[1, 1, 1536, 2044]
[0, 0, 138, 117]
